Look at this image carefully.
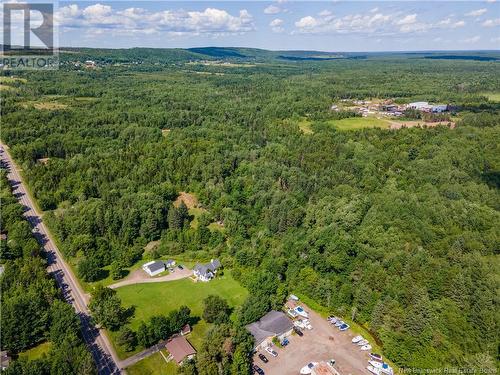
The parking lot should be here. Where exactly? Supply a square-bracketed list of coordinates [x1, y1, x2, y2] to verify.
[252, 304, 370, 375]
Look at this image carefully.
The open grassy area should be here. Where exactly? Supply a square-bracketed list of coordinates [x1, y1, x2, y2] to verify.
[127, 350, 177, 375]
[111, 271, 247, 359]
[480, 92, 500, 102]
[19, 341, 51, 360]
[0, 76, 27, 83]
[328, 117, 390, 130]
[116, 271, 246, 329]
[298, 119, 314, 134]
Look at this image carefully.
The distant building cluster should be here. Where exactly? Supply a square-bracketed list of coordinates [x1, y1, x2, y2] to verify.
[331, 99, 451, 117]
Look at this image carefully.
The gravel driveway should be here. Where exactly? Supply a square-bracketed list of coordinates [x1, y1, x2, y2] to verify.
[253, 303, 371, 375]
[109, 268, 193, 289]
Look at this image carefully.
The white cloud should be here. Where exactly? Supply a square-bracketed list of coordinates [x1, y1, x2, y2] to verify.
[462, 35, 480, 43]
[491, 36, 500, 43]
[396, 14, 417, 26]
[270, 18, 284, 33]
[56, 4, 255, 36]
[293, 10, 471, 36]
[481, 18, 500, 27]
[295, 16, 319, 30]
[370, 7, 379, 13]
[486, 0, 496, 3]
[465, 8, 487, 17]
[264, 5, 281, 15]
[318, 10, 332, 17]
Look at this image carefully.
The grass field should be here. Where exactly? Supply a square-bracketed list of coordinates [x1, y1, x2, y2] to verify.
[127, 350, 177, 375]
[111, 271, 247, 359]
[19, 342, 51, 360]
[298, 119, 314, 134]
[116, 271, 246, 329]
[328, 117, 390, 130]
[480, 92, 500, 102]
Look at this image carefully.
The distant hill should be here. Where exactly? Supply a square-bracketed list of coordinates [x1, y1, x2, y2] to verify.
[56, 46, 500, 65]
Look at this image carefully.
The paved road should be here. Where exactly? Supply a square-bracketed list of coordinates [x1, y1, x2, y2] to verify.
[0, 143, 123, 375]
[109, 267, 193, 289]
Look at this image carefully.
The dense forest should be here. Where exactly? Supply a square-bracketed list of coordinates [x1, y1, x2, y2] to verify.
[1, 48, 499, 372]
[0, 170, 95, 374]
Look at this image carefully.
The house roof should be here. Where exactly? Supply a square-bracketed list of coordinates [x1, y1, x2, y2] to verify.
[165, 336, 196, 364]
[246, 310, 293, 346]
[194, 259, 221, 276]
[144, 261, 165, 273]
[208, 259, 221, 271]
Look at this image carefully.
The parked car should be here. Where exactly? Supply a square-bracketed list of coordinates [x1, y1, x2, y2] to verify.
[328, 359, 336, 366]
[352, 335, 364, 343]
[360, 344, 372, 351]
[339, 323, 350, 331]
[281, 338, 289, 346]
[369, 353, 383, 362]
[334, 320, 344, 327]
[294, 306, 309, 318]
[265, 347, 278, 357]
[177, 265, 184, 270]
[293, 327, 303, 336]
[258, 353, 268, 363]
[253, 365, 265, 375]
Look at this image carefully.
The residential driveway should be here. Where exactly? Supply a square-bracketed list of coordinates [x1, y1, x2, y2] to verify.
[109, 268, 193, 289]
[253, 304, 370, 375]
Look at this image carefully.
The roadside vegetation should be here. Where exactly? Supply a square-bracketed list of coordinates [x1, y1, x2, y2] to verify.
[1, 49, 499, 372]
[0, 171, 95, 374]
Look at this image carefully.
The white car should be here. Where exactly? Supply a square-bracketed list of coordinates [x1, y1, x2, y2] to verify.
[294, 320, 305, 329]
[351, 335, 364, 343]
[299, 362, 318, 375]
[265, 347, 278, 357]
[357, 339, 369, 346]
[303, 320, 313, 330]
[360, 344, 372, 351]
[294, 306, 309, 318]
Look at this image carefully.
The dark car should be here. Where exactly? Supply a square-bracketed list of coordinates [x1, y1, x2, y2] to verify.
[177, 265, 184, 270]
[253, 365, 265, 375]
[293, 327, 303, 336]
[258, 353, 268, 363]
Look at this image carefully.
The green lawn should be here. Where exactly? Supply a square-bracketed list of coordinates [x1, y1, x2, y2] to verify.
[127, 350, 177, 375]
[19, 341, 51, 360]
[298, 119, 314, 134]
[480, 92, 500, 102]
[111, 271, 247, 359]
[117, 271, 247, 329]
[328, 117, 390, 130]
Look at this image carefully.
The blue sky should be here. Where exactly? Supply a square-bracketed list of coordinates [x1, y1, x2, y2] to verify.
[53, 1, 500, 51]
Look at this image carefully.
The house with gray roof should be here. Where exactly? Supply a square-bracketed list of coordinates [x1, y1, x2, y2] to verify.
[142, 260, 166, 277]
[246, 310, 293, 349]
[193, 259, 221, 282]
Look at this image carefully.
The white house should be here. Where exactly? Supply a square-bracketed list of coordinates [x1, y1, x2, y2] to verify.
[142, 260, 166, 277]
[165, 259, 176, 268]
[193, 259, 221, 282]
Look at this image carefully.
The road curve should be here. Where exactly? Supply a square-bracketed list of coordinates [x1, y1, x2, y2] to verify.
[0, 142, 123, 375]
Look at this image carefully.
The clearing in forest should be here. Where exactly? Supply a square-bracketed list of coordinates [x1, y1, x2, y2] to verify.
[329, 117, 390, 130]
[111, 272, 247, 359]
[480, 92, 500, 102]
[174, 191, 198, 209]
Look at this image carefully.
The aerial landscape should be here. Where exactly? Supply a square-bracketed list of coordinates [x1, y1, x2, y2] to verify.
[0, 1, 499, 375]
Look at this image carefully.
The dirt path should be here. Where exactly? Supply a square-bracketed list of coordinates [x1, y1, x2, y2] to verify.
[109, 268, 193, 289]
